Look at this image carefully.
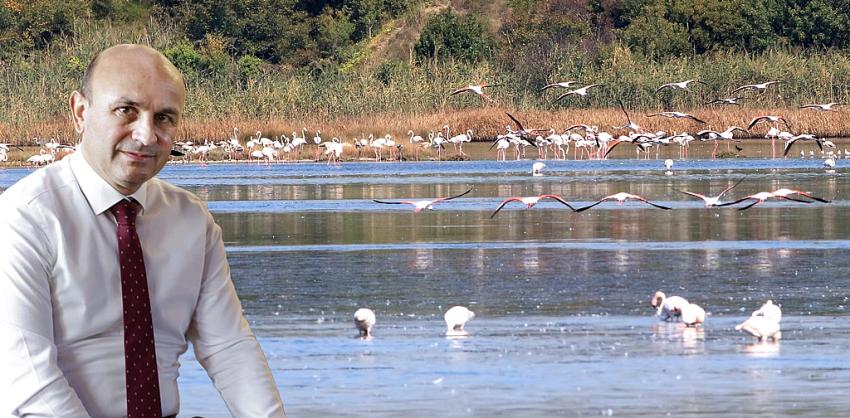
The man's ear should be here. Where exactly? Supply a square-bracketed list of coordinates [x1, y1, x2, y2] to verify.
[69, 91, 88, 134]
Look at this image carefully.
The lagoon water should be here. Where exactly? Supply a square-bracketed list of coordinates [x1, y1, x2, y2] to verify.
[2, 142, 849, 417]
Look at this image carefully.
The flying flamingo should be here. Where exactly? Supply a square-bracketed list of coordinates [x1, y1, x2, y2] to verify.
[450, 83, 496, 102]
[540, 80, 578, 90]
[651, 291, 689, 322]
[613, 98, 645, 133]
[490, 194, 576, 218]
[748, 115, 792, 158]
[674, 177, 746, 207]
[800, 102, 842, 111]
[646, 111, 706, 124]
[716, 191, 815, 210]
[654, 79, 707, 93]
[705, 97, 743, 105]
[731, 80, 782, 94]
[553, 83, 604, 102]
[771, 188, 830, 203]
[575, 192, 671, 212]
[372, 188, 473, 212]
[783, 134, 824, 157]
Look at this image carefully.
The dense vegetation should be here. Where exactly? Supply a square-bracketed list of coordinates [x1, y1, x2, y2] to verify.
[1, 0, 850, 143]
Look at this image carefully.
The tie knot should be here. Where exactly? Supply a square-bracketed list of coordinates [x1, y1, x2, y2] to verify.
[110, 199, 139, 226]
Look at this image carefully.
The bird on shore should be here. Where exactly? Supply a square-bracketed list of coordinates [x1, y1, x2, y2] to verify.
[354, 308, 376, 338]
[651, 291, 689, 322]
[540, 80, 578, 90]
[531, 161, 546, 176]
[800, 102, 842, 112]
[654, 79, 707, 93]
[680, 303, 706, 327]
[575, 192, 671, 212]
[490, 194, 576, 218]
[373, 187, 472, 212]
[444, 306, 475, 335]
[450, 84, 497, 102]
[731, 80, 782, 94]
[674, 177, 746, 207]
[736, 300, 782, 341]
[553, 84, 604, 102]
[646, 111, 707, 124]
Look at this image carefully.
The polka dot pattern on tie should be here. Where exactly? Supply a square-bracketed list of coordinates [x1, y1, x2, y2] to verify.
[111, 199, 162, 417]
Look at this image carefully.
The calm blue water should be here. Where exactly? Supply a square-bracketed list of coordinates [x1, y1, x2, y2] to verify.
[2, 151, 849, 417]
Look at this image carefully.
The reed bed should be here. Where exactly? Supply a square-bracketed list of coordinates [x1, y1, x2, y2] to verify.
[3, 18, 850, 146]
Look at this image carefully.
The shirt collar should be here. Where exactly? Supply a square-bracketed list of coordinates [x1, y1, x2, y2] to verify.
[69, 151, 149, 216]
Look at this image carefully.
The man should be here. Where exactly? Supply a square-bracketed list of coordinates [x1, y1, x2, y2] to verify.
[0, 44, 285, 417]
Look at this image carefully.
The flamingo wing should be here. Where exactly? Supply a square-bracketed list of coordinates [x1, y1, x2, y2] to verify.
[632, 195, 671, 210]
[674, 189, 710, 202]
[505, 112, 525, 131]
[372, 199, 406, 205]
[431, 187, 474, 204]
[796, 191, 830, 203]
[688, 114, 707, 124]
[538, 194, 576, 211]
[717, 177, 747, 198]
[782, 138, 799, 157]
[449, 87, 469, 96]
[574, 198, 608, 213]
[490, 197, 524, 218]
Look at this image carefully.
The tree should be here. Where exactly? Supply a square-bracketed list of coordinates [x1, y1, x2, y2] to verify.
[414, 8, 493, 62]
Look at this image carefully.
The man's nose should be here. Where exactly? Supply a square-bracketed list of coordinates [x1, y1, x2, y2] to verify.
[132, 115, 157, 146]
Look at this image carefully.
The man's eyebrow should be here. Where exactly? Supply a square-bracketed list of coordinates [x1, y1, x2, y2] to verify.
[158, 107, 181, 117]
[110, 97, 142, 108]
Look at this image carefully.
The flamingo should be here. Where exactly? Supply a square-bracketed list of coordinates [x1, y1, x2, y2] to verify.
[716, 191, 813, 210]
[651, 291, 689, 322]
[575, 192, 671, 212]
[313, 130, 323, 161]
[736, 300, 782, 341]
[553, 83, 604, 102]
[752, 300, 782, 322]
[491, 135, 511, 161]
[646, 111, 706, 124]
[705, 97, 743, 105]
[354, 308, 376, 338]
[654, 79, 706, 93]
[490, 194, 576, 218]
[407, 130, 425, 160]
[674, 177, 746, 207]
[450, 83, 496, 102]
[444, 306, 475, 335]
[680, 303, 706, 327]
[736, 316, 781, 341]
[541, 80, 578, 91]
[613, 98, 645, 133]
[824, 157, 836, 170]
[372, 188, 472, 212]
[531, 161, 546, 176]
[663, 159, 673, 175]
[783, 134, 824, 157]
[801, 102, 842, 111]
[731, 80, 782, 94]
[771, 188, 830, 203]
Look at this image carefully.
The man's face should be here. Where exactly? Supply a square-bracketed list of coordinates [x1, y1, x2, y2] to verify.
[72, 45, 185, 195]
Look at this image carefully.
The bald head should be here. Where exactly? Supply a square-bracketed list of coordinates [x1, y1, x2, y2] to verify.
[81, 44, 185, 101]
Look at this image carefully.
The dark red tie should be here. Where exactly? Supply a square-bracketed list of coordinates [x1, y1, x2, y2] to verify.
[111, 199, 162, 417]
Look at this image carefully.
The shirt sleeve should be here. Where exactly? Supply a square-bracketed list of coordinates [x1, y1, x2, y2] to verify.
[0, 206, 91, 417]
[186, 211, 285, 418]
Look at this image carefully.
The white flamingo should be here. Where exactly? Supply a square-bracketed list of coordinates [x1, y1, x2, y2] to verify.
[444, 306, 475, 335]
[354, 308, 376, 338]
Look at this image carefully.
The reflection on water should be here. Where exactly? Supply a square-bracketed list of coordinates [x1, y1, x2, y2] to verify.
[2, 150, 850, 417]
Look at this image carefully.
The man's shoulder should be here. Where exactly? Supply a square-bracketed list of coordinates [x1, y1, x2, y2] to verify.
[147, 177, 209, 213]
[0, 159, 76, 211]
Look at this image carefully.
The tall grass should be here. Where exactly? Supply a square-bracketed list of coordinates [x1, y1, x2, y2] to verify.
[2, 18, 850, 146]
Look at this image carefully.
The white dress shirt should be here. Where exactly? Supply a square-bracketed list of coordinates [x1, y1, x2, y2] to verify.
[0, 152, 285, 417]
